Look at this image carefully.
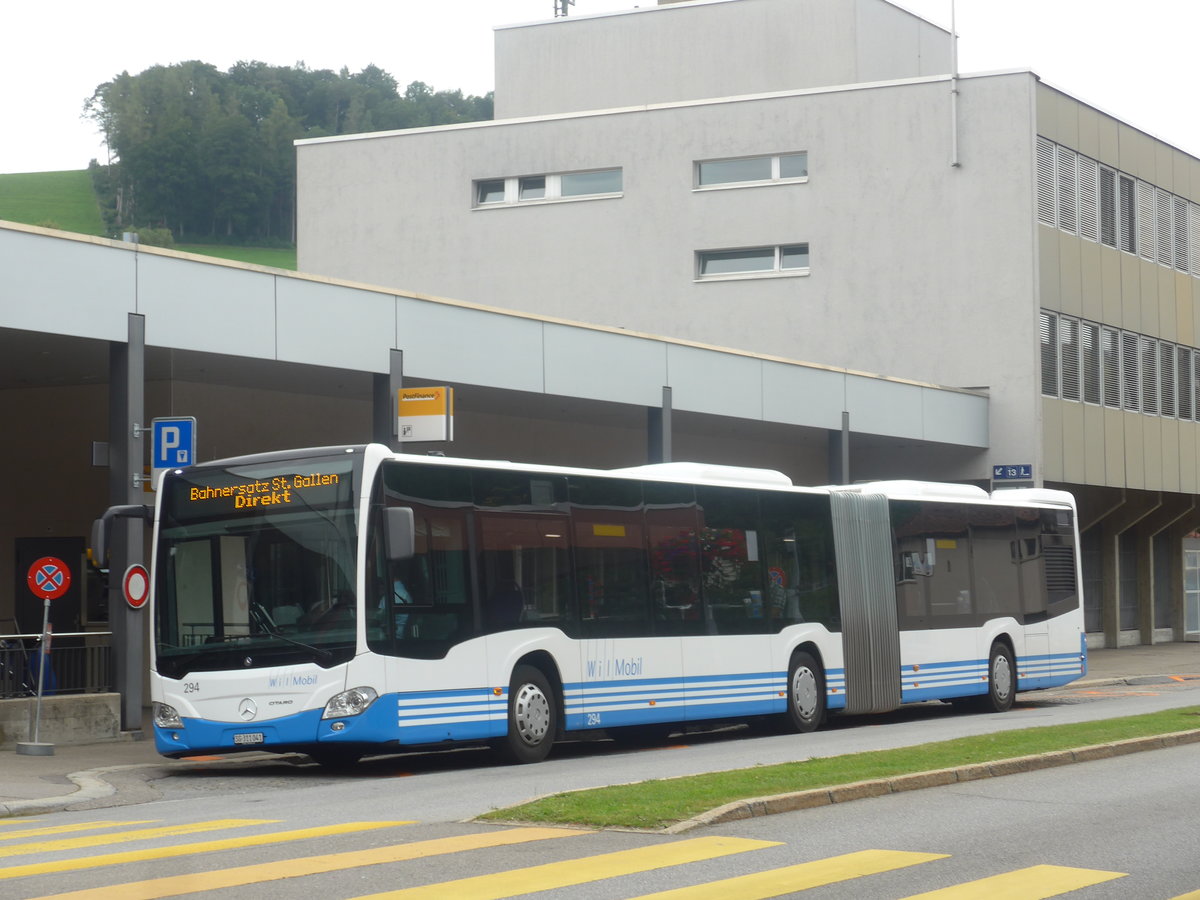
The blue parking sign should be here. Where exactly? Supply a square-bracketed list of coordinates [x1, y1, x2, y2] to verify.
[152, 417, 197, 475]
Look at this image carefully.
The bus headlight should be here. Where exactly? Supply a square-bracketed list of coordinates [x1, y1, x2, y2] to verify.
[322, 687, 378, 719]
[153, 702, 183, 729]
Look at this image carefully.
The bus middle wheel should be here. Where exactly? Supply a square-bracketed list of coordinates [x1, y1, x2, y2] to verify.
[495, 664, 557, 764]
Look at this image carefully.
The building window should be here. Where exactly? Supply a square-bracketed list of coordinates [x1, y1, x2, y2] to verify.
[1042, 310, 1200, 423]
[473, 168, 622, 207]
[1035, 137, 1200, 283]
[1101, 326, 1121, 409]
[1059, 316, 1081, 401]
[697, 244, 810, 279]
[1161, 341, 1177, 418]
[1178, 346, 1194, 420]
[1040, 312, 1058, 397]
[1056, 146, 1077, 234]
[1099, 167, 1117, 248]
[1082, 322, 1101, 405]
[519, 176, 546, 201]
[1122, 331, 1140, 412]
[1141, 335, 1159, 416]
[476, 180, 506, 204]
[695, 152, 808, 188]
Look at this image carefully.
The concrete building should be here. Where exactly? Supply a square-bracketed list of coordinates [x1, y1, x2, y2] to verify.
[295, 0, 1200, 646]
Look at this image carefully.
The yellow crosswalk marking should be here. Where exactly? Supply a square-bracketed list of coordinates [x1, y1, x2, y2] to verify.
[0, 821, 412, 881]
[353, 836, 780, 900]
[0, 819, 275, 857]
[627, 849, 949, 899]
[899, 863, 1126, 899]
[27, 827, 591, 900]
[1168, 892, 1200, 900]
[0, 822, 158, 842]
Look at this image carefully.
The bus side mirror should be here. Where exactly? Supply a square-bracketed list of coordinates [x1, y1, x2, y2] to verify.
[89, 504, 154, 572]
[89, 518, 107, 572]
[385, 507, 415, 561]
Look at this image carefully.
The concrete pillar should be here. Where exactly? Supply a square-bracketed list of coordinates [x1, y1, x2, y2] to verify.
[107, 313, 146, 732]
[827, 411, 850, 484]
[1097, 491, 1159, 648]
[1134, 495, 1195, 644]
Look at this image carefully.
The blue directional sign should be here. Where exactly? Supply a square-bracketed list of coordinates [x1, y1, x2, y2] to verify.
[152, 417, 197, 488]
[992, 463, 1033, 481]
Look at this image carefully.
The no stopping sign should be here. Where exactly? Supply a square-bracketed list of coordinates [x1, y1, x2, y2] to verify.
[123, 564, 150, 609]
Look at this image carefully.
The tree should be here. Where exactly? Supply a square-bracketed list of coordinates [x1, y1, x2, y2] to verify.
[85, 62, 493, 242]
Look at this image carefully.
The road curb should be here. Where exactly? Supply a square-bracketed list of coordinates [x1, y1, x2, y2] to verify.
[663, 727, 1200, 833]
[0, 752, 307, 820]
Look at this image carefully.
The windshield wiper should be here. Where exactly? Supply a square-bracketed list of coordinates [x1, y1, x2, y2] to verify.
[250, 603, 333, 661]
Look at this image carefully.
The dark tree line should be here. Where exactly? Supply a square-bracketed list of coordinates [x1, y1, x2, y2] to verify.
[85, 61, 493, 243]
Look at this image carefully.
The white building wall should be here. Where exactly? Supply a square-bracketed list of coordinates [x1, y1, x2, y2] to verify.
[494, 0, 952, 119]
[297, 71, 1038, 482]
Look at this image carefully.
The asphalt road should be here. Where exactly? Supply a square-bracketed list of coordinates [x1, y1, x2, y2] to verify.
[4, 680, 1199, 899]
[142, 675, 1200, 823]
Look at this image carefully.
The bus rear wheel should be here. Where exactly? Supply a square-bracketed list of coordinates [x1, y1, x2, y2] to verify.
[984, 642, 1016, 712]
[494, 664, 557, 764]
[782, 650, 825, 733]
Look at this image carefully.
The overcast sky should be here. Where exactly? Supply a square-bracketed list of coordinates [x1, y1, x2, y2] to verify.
[2, 0, 1198, 174]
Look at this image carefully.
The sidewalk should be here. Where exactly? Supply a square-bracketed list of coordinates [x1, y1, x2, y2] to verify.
[1, 643, 1197, 819]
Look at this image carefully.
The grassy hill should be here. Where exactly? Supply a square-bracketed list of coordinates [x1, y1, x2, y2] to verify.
[0, 170, 106, 235]
[0, 169, 297, 270]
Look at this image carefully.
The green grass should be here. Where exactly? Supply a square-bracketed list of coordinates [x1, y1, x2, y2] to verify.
[0, 169, 295, 269]
[175, 244, 297, 270]
[0, 170, 105, 235]
[480, 706, 1200, 830]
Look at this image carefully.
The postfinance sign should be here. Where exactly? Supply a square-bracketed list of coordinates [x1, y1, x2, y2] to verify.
[397, 386, 454, 442]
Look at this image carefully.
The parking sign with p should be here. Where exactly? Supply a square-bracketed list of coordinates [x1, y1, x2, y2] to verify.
[152, 416, 197, 489]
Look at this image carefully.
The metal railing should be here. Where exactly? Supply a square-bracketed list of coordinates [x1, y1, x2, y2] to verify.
[0, 633, 112, 699]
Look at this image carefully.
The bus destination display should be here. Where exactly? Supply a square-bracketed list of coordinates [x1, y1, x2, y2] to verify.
[187, 473, 342, 509]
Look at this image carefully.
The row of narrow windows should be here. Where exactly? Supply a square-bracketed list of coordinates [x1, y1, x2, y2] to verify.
[474, 154, 812, 281]
[1040, 310, 1200, 420]
[1037, 136, 1200, 278]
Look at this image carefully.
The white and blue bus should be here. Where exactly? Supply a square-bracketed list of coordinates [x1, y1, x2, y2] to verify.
[126, 443, 1085, 765]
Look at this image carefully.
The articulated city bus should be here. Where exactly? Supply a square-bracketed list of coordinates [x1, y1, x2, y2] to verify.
[118, 444, 1085, 765]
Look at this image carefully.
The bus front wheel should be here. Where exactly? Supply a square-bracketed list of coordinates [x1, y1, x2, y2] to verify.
[783, 650, 825, 733]
[495, 664, 557, 764]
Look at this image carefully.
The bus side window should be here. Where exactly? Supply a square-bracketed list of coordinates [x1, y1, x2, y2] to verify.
[760, 491, 840, 632]
[477, 514, 571, 634]
[695, 487, 764, 635]
[570, 476, 649, 639]
[645, 480, 701, 637]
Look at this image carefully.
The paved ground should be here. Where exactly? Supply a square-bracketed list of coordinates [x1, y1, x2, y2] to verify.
[1, 643, 1197, 819]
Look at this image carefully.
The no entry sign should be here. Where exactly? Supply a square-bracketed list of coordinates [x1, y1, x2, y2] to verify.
[27, 557, 71, 600]
[123, 564, 151, 609]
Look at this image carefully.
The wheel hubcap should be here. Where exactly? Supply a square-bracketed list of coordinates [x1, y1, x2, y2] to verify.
[993, 654, 1013, 701]
[792, 667, 818, 719]
[513, 683, 550, 746]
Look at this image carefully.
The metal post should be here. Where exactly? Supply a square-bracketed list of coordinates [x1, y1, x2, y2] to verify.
[372, 349, 404, 449]
[828, 412, 851, 485]
[16, 599, 54, 755]
[949, 0, 960, 168]
[108, 313, 146, 734]
[841, 411, 850, 485]
[648, 386, 672, 463]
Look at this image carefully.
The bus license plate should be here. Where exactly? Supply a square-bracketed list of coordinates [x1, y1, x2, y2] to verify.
[233, 732, 264, 745]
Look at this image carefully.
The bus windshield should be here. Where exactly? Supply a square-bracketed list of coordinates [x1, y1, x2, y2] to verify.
[153, 452, 361, 678]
